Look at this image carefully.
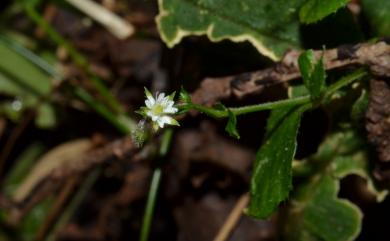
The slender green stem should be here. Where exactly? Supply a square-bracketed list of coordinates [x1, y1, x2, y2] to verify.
[188, 68, 367, 119]
[159, 129, 174, 156]
[139, 129, 173, 241]
[24, 5, 124, 114]
[139, 168, 161, 241]
[325, 68, 367, 98]
[190, 95, 311, 118]
[231, 95, 311, 116]
[191, 104, 227, 118]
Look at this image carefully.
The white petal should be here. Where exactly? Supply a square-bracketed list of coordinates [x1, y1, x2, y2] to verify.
[146, 96, 155, 106]
[166, 100, 175, 108]
[145, 99, 153, 108]
[160, 98, 170, 107]
[157, 116, 170, 128]
[146, 111, 158, 121]
[161, 115, 172, 122]
[157, 93, 165, 102]
[164, 106, 178, 114]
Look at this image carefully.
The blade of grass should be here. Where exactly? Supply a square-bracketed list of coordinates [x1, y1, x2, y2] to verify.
[24, 5, 124, 114]
[0, 27, 136, 134]
[73, 87, 135, 134]
[139, 129, 173, 241]
[0, 34, 60, 79]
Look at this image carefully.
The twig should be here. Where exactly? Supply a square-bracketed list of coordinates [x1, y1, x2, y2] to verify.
[192, 41, 390, 106]
[213, 193, 249, 241]
[50, 136, 136, 180]
[65, 0, 134, 39]
[45, 169, 101, 241]
[0, 110, 35, 177]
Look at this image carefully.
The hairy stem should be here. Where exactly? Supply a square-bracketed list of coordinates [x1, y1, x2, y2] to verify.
[189, 68, 367, 118]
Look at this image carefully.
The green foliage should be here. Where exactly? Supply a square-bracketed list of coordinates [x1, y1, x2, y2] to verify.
[286, 175, 361, 241]
[247, 106, 305, 218]
[157, 0, 306, 60]
[298, 50, 326, 101]
[299, 0, 350, 24]
[361, 0, 390, 36]
[0, 37, 57, 128]
[285, 131, 387, 241]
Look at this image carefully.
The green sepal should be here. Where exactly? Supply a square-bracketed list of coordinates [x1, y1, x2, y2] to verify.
[179, 87, 192, 104]
[144, 87, 153, 99]
[169, 118, 180, 126]
[225, 110, 240, 139]
[168, 91, 176, 101]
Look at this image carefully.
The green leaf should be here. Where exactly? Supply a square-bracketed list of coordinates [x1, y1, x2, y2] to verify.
[0, 37, 57, 128]
[361, 0, 390, 36]
[157, 0, 306, 60]
[0, 41, 51, 96]
[247, 106, 304, 218]
[286, 175, 361, 241]
[285, 130, 387, 241]
[288, 84, 310, 98]
[225, 110, 239, 139]
[299, 0, 350, 24]
[298, 50, 326, 101]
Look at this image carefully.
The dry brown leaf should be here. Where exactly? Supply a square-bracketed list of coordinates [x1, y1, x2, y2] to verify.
[13, 139, 93, 202]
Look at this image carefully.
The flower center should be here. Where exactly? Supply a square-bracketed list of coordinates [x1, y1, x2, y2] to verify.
[151, 104, 164, 116]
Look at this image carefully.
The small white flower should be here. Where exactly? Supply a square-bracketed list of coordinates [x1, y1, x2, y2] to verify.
[140, 88, 179, 130]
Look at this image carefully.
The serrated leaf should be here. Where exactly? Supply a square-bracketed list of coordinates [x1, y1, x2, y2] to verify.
[299, 0, 350, 24]
[298, 50, 326, 101]
[225, 110, 239, 139]
[157, 0, 306, 60]
[361, 0, 390, 36]
[247, 106, 303, 218]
